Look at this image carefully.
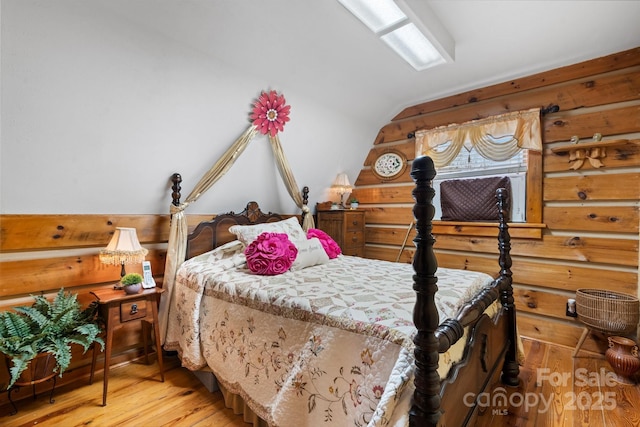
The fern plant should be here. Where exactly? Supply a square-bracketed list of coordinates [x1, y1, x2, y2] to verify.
[0, 289, 104, 388]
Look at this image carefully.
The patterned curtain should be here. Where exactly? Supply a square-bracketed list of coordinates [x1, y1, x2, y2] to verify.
[415, 108, 542, 168]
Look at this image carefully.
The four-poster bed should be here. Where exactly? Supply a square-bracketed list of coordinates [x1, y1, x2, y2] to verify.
[162, 155, 520, 426]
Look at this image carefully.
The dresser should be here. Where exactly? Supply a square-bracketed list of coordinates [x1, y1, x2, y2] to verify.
[316, 209, 365, 257]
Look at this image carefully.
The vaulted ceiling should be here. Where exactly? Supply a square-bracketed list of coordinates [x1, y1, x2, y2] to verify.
[96, 0, 640, 128]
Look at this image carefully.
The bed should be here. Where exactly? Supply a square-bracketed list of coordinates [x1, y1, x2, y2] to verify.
[163, 155, 521, 427]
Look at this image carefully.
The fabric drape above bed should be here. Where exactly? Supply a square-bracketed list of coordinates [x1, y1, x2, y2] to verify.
[159, 128, 314, 344]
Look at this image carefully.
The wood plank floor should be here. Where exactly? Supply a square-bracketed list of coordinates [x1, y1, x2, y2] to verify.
[1, 338, 638, 426]
[0, 355, 249, 427]
[475, 338, 640, 427]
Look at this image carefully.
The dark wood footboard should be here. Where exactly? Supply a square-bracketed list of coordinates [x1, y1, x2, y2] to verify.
[440, 311, 509, 426]
[409, 156, 520, 427]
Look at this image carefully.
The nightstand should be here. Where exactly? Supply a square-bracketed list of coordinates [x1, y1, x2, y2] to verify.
[316, 209, 365, 256]
[89, 287, 165, 406]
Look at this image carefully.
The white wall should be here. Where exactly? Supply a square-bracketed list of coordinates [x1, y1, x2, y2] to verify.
[1, 0, 374, 214]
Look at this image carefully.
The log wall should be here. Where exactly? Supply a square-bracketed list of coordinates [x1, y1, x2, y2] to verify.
[352, 48, 640, 353]
[0, 210, 300, 404]
[0, 213, 213, 404]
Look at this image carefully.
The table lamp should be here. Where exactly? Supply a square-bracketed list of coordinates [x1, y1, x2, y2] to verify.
[331, 172, 353, 209]
[99, 227, 148, 289]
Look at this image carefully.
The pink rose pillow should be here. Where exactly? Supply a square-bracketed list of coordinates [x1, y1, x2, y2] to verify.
[245, 232, 298, 275]
[306, 228, 342, 259]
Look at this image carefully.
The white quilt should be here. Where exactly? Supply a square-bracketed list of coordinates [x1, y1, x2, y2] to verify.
[164, 241, 498, 426]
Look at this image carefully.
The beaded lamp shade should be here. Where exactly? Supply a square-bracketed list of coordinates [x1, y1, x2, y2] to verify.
[99, 227, 148, 279]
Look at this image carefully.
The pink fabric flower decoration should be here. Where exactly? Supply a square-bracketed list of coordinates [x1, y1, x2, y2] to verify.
[250, 90, 291, 137]
[307, 229, 342, 259]
[245, 232, 298, 275]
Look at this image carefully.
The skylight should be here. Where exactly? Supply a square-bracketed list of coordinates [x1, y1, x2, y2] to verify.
[337, 0, 407, 33]
[381, 23, 446, 71]
[337, 0, 454, 71]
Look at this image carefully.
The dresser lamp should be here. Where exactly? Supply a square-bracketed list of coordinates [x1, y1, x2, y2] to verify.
[99, 227, 148, 289]
[331, 172, 353, 209]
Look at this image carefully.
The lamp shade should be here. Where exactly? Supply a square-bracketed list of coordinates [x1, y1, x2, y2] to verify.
[331, 172, 353, 192]
[99, 227, 148, 266]
[330, 173, 353, 208]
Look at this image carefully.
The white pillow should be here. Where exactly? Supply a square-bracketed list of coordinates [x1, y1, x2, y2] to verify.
[228, 217, 306, 246]
[290, 238, 330, 271]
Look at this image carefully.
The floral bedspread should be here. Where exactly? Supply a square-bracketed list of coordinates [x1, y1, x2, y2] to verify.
[164, 241, 497, 427]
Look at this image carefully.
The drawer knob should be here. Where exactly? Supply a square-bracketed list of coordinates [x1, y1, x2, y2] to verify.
[130, 304, 138, 315]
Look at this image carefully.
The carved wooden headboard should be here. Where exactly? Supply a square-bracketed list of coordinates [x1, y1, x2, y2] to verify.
[185, 201, 284, 260]
[170, 173, 310, 260]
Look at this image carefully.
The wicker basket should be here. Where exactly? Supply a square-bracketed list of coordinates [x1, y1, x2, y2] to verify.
[576, 289, 639, 335]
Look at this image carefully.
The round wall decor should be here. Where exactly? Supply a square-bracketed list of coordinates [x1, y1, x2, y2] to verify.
[372, 150, 407, 181]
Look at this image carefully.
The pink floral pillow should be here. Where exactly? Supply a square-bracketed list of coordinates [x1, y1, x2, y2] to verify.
[306, 228, 342, 259]
[245, 232, 298, 275]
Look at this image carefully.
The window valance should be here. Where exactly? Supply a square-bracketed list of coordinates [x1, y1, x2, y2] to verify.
[415, 108, 542, 168]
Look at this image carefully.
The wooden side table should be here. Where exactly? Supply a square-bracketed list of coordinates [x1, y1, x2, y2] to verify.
[89, 287, 165, 406]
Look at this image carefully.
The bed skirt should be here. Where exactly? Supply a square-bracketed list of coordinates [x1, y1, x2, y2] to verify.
[219, 381, 268, 427]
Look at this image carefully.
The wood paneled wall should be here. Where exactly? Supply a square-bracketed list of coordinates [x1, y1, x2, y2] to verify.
[0, 213, 212, 403]
[352, 48, 640, 353]
[0, 209, 300, 403]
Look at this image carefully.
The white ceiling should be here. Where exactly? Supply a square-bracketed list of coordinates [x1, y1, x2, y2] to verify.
[97, 0, 640, 129]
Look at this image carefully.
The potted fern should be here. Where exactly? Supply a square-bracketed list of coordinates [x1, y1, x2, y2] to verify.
[0, 289, 104, 388]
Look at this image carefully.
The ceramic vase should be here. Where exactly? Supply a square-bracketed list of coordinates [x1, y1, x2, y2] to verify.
[124, 283, 142, 295]
[605, 336, 640, 385]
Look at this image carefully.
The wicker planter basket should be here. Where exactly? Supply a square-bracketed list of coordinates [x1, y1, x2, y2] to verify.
[576, 289, 639, 335]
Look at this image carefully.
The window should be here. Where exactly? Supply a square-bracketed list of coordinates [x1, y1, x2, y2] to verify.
[431, 137, 528, 222]
[415, 108, 544, 233]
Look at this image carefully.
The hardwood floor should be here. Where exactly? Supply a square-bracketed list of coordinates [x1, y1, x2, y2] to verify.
[1, 339, 638, 426]
[0, 355, 249, 427]
[475, 338, 640, 427]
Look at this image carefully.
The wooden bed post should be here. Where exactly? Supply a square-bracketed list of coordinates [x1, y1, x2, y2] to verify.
[496, 188, 521, 386]
[302, 185, 309, 224]
[171, 173, 182, 206]
[409, 156, 441, 427]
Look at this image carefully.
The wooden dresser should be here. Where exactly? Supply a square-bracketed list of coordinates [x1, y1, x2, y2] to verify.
[316, 209, 365, 257]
